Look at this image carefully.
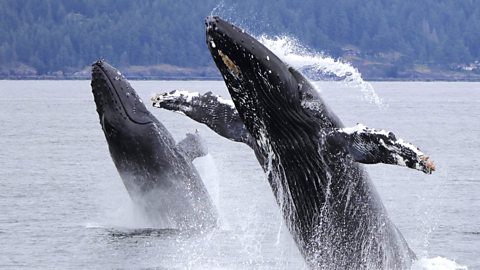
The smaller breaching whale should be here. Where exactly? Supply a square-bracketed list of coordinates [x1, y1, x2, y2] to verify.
[151, 17, 435, 269]
[90, 60, 217, 230]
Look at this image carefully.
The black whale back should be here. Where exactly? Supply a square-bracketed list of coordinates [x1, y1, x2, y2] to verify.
[91, 61, 217, 230]
[206, 16, 415, 269]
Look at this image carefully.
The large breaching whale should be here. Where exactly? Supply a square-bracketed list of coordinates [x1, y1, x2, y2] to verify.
[151, 17, 435, 269]
[90, 60, 217, 230]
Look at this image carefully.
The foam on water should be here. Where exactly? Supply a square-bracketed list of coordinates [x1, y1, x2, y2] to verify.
[84, 222, 105, 229]
[257, 35, 383, 105]
[92, 198, 165, 230]
[412, 257, 468, 270]
[85, 154, 223, 232]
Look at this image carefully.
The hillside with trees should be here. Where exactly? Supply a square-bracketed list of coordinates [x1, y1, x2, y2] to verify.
[1, 0, 479, 80]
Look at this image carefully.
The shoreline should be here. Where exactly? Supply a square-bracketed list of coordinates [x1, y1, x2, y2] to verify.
[1, 76, 480, 82]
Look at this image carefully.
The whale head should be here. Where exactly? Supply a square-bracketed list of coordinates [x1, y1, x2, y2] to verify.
[91, 60, 157, 140]
[205, 16, 326, 149]
[90, 60, 176, 175]
[91, 60, 174, 152]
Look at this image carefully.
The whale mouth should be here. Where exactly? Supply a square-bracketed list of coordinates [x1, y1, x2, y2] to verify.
[91, 60, 152, 125]
[206, 16, 341, 131]
[205, 16, 303, 106]
[205, 16, 318, 144]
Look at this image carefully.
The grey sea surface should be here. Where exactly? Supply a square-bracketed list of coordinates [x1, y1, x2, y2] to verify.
[0, 80, 478, 269]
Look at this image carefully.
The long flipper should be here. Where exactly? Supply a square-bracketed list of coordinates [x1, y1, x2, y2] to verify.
[153, 91, 435, 174]
[152, 91, 253, 146]
[325, 124, 435, 174]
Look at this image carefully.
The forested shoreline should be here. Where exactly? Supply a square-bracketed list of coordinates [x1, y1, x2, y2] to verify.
[1, 0, 479, 80]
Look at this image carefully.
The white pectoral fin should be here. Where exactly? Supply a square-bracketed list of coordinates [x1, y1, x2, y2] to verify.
[329, 124, 436, 174]
[154, 90, 252, 146]
[151, 90, 199, 113]
[389, 138, 436, 174]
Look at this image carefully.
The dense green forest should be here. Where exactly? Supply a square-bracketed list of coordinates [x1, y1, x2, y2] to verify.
[1, 0, 479, 79]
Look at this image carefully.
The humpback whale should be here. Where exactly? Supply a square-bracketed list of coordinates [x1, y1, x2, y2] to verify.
[90, 60, 217, 230]
[152, 17, 435, 269]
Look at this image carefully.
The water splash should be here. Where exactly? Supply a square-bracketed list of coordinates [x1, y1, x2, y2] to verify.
[412, 257, 468, 270]
[99, 199, 167, 229]
[193, 154, 220, 208]
[258, 35, 383, 105]
[209, 1, 224, 17]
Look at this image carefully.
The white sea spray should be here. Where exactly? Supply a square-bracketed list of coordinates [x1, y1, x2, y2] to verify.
[258, 35, 383, 105]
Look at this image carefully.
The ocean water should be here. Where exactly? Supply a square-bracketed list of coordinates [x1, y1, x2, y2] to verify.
[0, 80, 478, 269]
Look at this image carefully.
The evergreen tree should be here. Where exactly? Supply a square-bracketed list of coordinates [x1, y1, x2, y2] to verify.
[0, 0, 478, 76]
